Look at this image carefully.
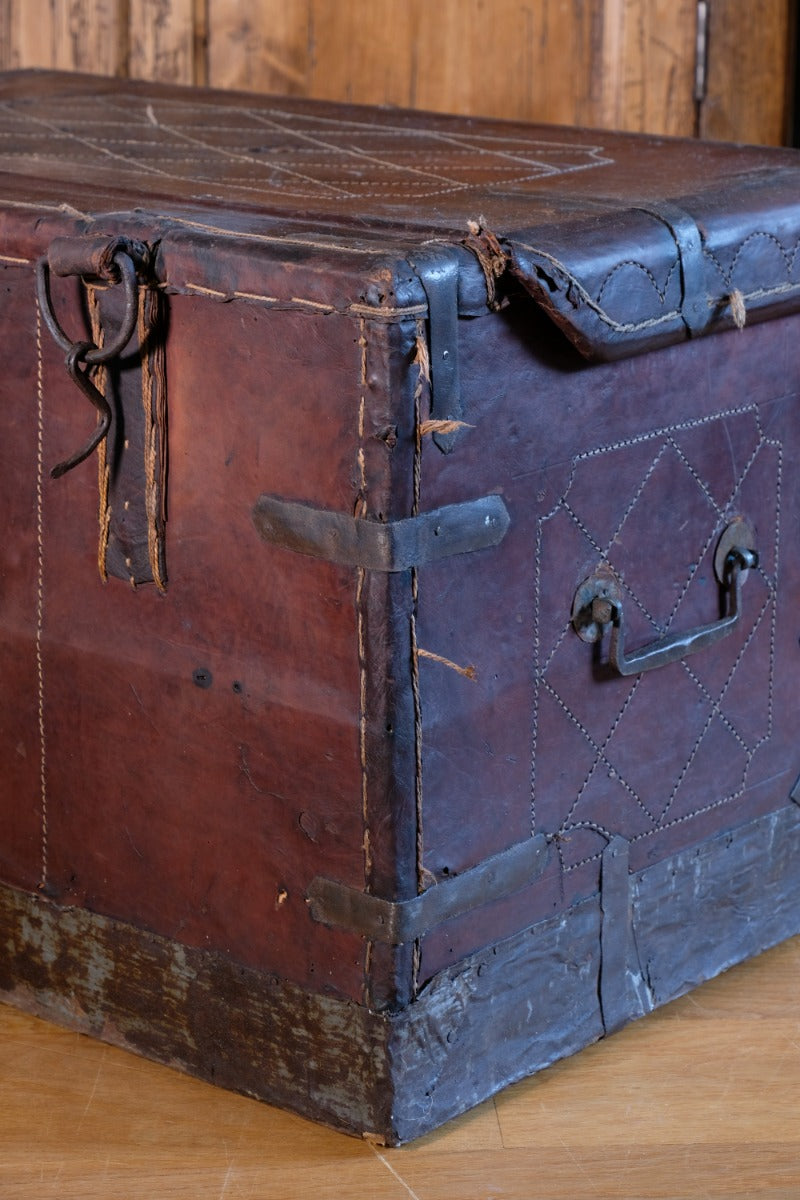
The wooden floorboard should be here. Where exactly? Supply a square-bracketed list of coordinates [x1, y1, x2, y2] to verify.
[2, 934, 799, 1199]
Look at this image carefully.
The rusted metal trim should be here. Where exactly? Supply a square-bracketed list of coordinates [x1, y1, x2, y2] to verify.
[307, 834, 550, 944]
[252, 493, 510, 571]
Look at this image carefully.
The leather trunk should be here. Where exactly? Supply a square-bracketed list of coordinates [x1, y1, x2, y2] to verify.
[1, 70, 799, 1144]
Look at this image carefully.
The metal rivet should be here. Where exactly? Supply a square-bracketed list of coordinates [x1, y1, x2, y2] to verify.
[192, 667, 213, 689]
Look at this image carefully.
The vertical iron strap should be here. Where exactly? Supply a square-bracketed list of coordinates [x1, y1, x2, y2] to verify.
[410, 249, 463, 453]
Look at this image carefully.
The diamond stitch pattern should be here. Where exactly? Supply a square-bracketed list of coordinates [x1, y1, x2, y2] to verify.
[532, 407, 779, 870]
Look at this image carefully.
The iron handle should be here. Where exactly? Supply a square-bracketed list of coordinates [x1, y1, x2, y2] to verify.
[35, 238, 145, 478]
[572, 519, 758, 676]
[36, 247, 140, 366]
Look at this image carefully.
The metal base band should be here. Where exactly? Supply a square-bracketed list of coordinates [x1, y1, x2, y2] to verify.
[1, 802, 799, 1144]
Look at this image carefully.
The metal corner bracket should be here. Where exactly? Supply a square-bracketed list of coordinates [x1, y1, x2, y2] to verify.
[252, 492, 510, 572]
[307, 833, 550, 944]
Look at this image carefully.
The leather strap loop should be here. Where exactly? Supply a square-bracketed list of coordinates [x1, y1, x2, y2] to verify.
[634, 202, 710, 337]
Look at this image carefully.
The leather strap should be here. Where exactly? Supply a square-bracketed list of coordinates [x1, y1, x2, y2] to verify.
[410, 249, 463, 453]
[635, 202, 710, 337]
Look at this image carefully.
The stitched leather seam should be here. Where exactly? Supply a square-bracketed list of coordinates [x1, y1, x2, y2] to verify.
[34, 297, 48, 891]
[596, 257, 680, 307]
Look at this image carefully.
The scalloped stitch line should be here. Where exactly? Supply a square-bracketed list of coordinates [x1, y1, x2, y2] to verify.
[728, 230, 797, 277]
[596, 256, 680, 307]
[513, 242, 681, 332]
[516, 241, 800, 334]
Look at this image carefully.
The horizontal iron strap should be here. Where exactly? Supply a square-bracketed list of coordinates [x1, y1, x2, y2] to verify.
[307, 834, 550, 944]
[252, 493, 510, 571]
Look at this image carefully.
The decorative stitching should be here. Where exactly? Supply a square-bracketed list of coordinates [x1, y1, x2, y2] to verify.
[179, 281, 427, 319]
[765, 439, 782, 749]
[514, 243, 682, 333]
[35, 299, 48, 891]
[531, 403, 779, 869]
[574, 403, 757, 461]
[561, 498, 661, 630]
[659, 592, 772, 824]
[514, 240, 800, 335]
[681, 660, 754, 754]
[596, 257, 680, 307]
[543, 678, 657, 828]
[0, 92, 612, 207]
[666, 434, 726, 519]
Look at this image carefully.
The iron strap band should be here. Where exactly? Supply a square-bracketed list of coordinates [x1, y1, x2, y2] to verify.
[307, 834, 550, 944]
[252, 493, 510, 572]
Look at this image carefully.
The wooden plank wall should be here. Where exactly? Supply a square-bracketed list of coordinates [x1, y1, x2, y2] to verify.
[0, 0, 793, 144]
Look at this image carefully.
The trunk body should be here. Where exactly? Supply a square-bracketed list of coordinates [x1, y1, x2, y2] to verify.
[0, 70, 799, 1144]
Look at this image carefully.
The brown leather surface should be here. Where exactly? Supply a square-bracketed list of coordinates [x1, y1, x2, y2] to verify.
[1, 71, 799, 1019]
[0, 272, 43, 892]
[0, 72, 798, 360]
[4, 260, 410, 1003]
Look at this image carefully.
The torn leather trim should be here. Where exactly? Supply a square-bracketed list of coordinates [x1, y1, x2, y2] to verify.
[505, 167, 800, 362]
[252, 493, 510, 571]
[307, 834, 550, 944]
[409, 249, 463, 453]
